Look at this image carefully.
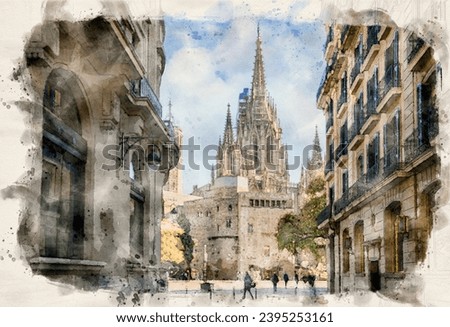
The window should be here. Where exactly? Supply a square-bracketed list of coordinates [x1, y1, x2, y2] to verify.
[384, 31, 400, 90]
[354, 93, 364, 131]
[417, 79, 437, 147]
[130, 196, 144, 260]
[366, 68, 379, 114]
[250, 199, 254, 207]
[228, 204, 232, 212]
[354, 221, 365, 274]
[343, 229, 351, 273]
[367, 133, 380, 182]
[329, 185, 335, 205]
[226, 218, 232, 228]
[342, 170, 348, 195]
[384, 110, 400, 171]
[356, 154, 364, 180]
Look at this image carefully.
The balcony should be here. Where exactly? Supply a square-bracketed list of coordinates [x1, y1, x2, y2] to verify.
[130, 78, 163, 118]
[404, 110, 439, 163]
[341, 25, 360, 51]
[163, 119, 175, 143]
[337, 90, 348, 117]
[350, 59, 363, 93]
[325, 160, 335, 180]
[377, 65, 401, 113]
[317, 205, 331, 226]
[336, 142, 348, 160]
[326, 114, 334, 133]
[382, 147, 403, 178]
[333, 192, 349, 215]
[361, 101, 380, 134]
[407, 33, 431, 72]
[362, 26, 381, 72]
[348, 121, 365, 151]
[316, 64, 333, 103]
[324, 26, 335, 60]
[366, 163, 381, 184]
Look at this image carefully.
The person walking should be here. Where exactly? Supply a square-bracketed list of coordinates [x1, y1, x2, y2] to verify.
[283, 272, 289, 288]
[243, 272, 254, 300]
[271, 273, 279, 293]
[294, 272, 299, 287]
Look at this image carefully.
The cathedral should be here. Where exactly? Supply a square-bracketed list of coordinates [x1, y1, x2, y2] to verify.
[182, 29, 322, 280]
[215, 27, 289, 193]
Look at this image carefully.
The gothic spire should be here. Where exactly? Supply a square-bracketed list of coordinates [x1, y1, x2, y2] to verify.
[251, 24, 267, 100]
[308, 125, 322, 170]
[223, 103, 234, 145]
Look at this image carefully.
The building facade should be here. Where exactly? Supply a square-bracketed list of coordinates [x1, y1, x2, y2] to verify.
[316, 22, 440, 298]
[19, 2, 178, 292]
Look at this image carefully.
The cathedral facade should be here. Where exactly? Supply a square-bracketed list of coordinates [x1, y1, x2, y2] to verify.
[183, 30, 309, 280]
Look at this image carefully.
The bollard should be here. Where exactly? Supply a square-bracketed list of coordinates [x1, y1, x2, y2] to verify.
[295, 287, 297, 295]
[186, 287, 188, 295]
[233, 287, 235, 299]
[255, 288, 257, 300]
[209, 289, 212, 300]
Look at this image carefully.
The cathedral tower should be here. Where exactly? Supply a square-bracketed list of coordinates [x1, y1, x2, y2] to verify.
[216, 28, 289, 193]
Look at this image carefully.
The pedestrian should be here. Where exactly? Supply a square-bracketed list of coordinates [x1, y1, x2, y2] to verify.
[243, 272, 254, 300]
[294, 272, 299, 287]
[283, 272, 289, 288]
[271, 273, 279, 293]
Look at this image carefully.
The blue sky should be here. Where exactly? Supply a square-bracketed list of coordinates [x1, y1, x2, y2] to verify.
[160, 15, 327, 194]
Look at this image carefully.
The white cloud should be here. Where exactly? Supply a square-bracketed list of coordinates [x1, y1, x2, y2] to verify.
[161, 16, 326, 192]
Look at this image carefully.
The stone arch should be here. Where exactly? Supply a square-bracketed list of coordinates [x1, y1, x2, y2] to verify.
[39, 68, 92, 259]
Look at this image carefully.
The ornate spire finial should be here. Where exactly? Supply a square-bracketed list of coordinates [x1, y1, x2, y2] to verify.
[251, 24, 266, 100]
[223, 105, 234, 145]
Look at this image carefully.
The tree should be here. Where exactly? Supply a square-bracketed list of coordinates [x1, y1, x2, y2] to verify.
[276, 177, 327, 256]
[177, 213, 194, 276]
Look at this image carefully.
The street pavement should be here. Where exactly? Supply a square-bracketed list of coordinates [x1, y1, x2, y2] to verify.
[139, 279, 329, 306]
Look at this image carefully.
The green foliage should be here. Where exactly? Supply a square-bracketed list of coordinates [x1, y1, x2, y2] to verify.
[276, 177, 326, 256]
[179, 232, 194, 265]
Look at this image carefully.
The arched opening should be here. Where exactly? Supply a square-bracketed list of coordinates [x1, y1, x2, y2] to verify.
[40, 69, 90, 259]
[384, 201, 404, 273]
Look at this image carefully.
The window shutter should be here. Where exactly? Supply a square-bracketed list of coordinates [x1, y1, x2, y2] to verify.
[417, 83, 423, 144]
[395, 109, 400, 160]
[383, 124, 388, 168]
[394, 31, 399, 85]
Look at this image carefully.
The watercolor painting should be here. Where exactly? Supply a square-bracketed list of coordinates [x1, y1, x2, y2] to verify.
[0, 0, 449, 307]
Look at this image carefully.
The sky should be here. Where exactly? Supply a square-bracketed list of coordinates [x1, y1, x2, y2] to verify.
[159, 14, 327, 193]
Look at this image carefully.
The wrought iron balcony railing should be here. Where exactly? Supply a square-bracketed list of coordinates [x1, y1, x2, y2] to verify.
[338, 89, 348, 111]
[324, 26, 334, 53]
[407, 34, 426, 63]
[316, 204, 331, 225]
[364, 25, 381, 61]
[379, 64, 401, 102]
[350, 59, 362, 86]
[326, 114, 334, 132]
[130, 78, 163, 118]
[336, 142, 348, 160]
[325, 159, 334, 174]
[404, 109, 439, 162]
